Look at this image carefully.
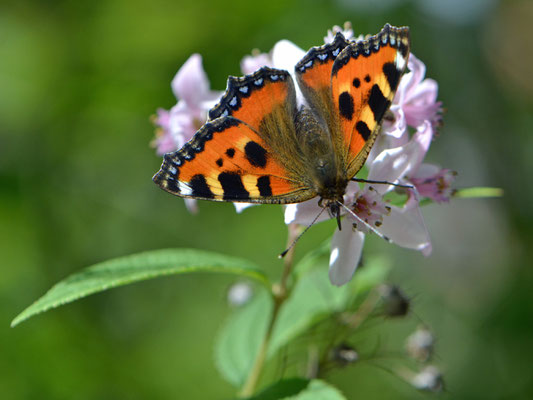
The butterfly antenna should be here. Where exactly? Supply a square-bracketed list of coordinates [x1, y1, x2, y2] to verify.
[279, 206, 327, 258]
[351, 178, 421, 202]
[351, 177, 413, 190]
[337, 201, 392, 243]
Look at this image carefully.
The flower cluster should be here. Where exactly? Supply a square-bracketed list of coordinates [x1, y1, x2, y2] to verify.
[152, 23, 454, 286]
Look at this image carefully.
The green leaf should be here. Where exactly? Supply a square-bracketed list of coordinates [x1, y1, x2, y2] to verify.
[351, 256, 391, 295]
[214, 288, 273, 386]
[292, 239, 330, 279]
[246, 378, 310, 400]
[283, 380, 346, 400]
[268, 267, 352, 357]
[268, 256, 391, 357]
[244, 379, 345, 400]
[384, 190, 408, 207]
[11, 248, 269, 327]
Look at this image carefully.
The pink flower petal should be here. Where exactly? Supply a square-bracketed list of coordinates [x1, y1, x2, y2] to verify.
[272, 40, 306, 105]
[324, 22, 355, 43]
[284, 199, 329, 226]
[241, 52, 272, 75]
[394, 53, 441, 129]
[377, 198, 432, 254]
[368, 121, 433, 193]
[329, 228, 365, 286]
[171, 54, 211, 108]
[184, 198, 199, 214]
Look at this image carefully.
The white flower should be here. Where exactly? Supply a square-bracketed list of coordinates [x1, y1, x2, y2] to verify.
[286, 123, 434, 286]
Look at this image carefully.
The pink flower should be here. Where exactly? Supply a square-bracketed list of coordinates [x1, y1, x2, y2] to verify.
[392, 54, 442, 131]
[152, 54, 222, 156]
[324, 22, 355, 43]
[240, 51, 272, 75]
[368, 54, 443, 162]
[153, 54, 223, 213]
[398, 121, 457, 203]
[410, 165, 457, 203]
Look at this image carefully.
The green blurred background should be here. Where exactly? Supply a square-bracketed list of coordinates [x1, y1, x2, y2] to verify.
[2, 0, 532, 398]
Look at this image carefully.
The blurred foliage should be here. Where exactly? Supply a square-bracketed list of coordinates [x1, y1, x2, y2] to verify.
[1, 0, 533, 399]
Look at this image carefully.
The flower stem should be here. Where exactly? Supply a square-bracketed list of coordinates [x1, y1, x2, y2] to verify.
[238, 224, 300, 398]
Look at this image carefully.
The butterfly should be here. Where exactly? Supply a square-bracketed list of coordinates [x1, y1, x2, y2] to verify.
[153, 24, 410, 228]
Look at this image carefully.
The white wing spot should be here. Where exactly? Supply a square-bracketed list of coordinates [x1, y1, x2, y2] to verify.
[178, 182, 193, 196]
[239, 86, 249, 94]
[395, 52, 406, 69]
[168, 166, 177, 175]
[254, 78, 263, 86]
[229, 96, 237, 107]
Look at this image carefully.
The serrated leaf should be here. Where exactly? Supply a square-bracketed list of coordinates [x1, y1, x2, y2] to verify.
[12, 249, 269, 327]
[283, 380, 346, 400]
[214, 289, 273, 386]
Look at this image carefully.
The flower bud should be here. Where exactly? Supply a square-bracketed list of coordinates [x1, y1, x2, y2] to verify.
[406, 325, 434, 362]
[411, 366, 444, 392]
[227, 282, 253, 307]
[379, 285, 410, 317]
[330, 343, 359, 367]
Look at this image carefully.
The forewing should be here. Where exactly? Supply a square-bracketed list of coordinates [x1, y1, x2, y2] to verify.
[330, 24, 410, 178]
[154, 67, 317, 204]
[294, 33, 352, 129]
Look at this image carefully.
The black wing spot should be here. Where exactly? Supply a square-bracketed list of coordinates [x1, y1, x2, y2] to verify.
[355, 121, 371, 141]
[190, 174, 214, 198]
[216, 158, 223, 167]
[257, 176, 272, 197]
[382, 62, 401, 90]
[225, 148, 235, 158]
[352, 78, 360, 88]
[368, 84, 390, 122]
[338, 91, 354, 120]
[364, 74, 371, 83]
[218, 172, 250, 200]
[244, 141, 267, 168]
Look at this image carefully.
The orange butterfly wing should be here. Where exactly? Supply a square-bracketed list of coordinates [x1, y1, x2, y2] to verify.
[330, 24, 410, 177]
[154, 68, 315, 203]
[294, 33, 352, 130]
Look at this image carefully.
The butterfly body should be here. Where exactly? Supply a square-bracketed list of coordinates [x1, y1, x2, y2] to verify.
[154, 24, 410, 218]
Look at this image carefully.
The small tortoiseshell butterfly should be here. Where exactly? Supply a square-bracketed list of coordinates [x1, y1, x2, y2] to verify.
[153, 24, 410, 226]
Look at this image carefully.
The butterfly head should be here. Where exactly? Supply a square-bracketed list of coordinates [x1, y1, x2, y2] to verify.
[319, 196, 345, 231]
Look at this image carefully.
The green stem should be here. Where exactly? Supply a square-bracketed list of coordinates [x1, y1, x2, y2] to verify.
[238, 224, 300, 398]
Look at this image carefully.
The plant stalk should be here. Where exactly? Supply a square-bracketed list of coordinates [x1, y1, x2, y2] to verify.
[238, 224, 300, 398]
